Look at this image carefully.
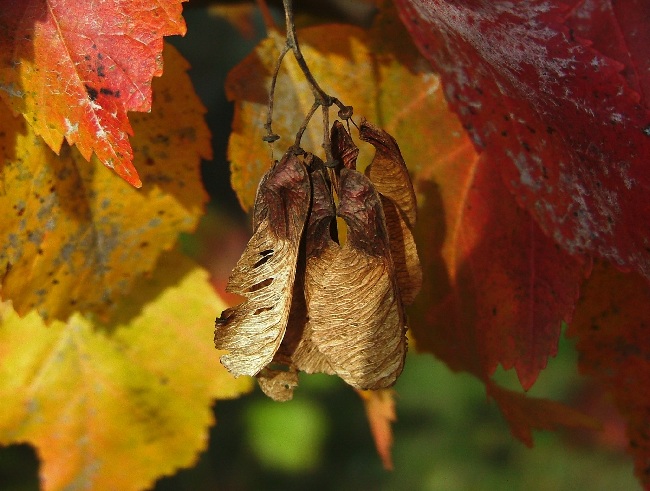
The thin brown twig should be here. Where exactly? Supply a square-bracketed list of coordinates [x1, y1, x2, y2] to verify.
[293, 101, 320, 151]
[264, 0, 354, 159]
[263, 44, 290, 143]
[283, 0, 335, 107]
[321, 104, 334, 165]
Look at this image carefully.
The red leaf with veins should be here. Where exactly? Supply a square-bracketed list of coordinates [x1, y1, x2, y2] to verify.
[0, 0, 187, 187]
[414, 150, 587, 389]
[394, 0, 650, 279]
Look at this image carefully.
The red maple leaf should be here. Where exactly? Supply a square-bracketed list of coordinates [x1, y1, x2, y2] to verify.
[0, 0, 187, 187]
[394, 0, 650, 279]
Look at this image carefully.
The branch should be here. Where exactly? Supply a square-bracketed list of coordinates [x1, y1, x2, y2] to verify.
[263, 0, 354, 163]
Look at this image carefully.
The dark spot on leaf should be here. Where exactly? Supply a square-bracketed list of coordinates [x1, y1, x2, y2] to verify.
[152, 133, 170, 144]
[97, 65, 105, 78]
[52, 279, 59, 285]
[145, 157, 155, 166]
[70, 299, 77, 306]
[492, 307, 497, 316]
[568, 28, 576, 42]
[522, 141, 531, 152]
[85, 84, 98, 101]
[501, 131, 508, 137]
[99, 88, 120, 98]
[84, 54, 91, 61]
[140, 241, 149, 248]
[546, 126, 556, 135]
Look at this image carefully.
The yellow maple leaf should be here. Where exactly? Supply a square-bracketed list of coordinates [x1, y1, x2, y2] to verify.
[0, 252, 253, 491]
[0, 44, 211, 322]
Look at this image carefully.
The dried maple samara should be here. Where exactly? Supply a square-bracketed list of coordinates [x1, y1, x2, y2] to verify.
[215, 121, 421, 400]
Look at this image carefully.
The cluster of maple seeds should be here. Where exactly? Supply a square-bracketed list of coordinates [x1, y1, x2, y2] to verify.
[214, 119, 422, 400]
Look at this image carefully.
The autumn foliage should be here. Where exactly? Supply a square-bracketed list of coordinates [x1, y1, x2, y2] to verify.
[0, 0, 649, 490]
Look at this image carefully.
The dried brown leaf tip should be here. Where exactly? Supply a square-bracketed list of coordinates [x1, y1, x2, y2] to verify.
[215, 123, 421, 400]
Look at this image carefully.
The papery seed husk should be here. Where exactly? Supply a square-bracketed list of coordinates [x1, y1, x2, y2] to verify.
[214, 152, 311, 377]
[360, 120, 422, 304]
[305, 168, 407, 389]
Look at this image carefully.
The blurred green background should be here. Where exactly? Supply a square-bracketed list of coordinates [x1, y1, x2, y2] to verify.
[0, 3, 640, 490]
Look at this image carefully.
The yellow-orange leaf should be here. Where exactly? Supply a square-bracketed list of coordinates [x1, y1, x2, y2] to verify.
[0, 252, 253, 491]
[0, 44, 211, 322]
[0, 0, 187, 186]
[226, 16, 435, 210]
[358, 388, 397, 470]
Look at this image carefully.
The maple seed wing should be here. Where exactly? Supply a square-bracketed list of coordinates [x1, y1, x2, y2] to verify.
[307, 168, 407, 390]
[379, 196, 422, 305]
[360, 120, 422, 305]
[214, 153, 310, 377]
[331, 120, 359, 170]
[292, 167, 338, 375]
[360, 119, 417, 227]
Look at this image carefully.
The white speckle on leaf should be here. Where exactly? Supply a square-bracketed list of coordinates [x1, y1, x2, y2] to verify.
[610, 113, 624, 124]
[64, 118, 79, 136]
[507, 149, 541, 191]
[0, 83, 24, 98]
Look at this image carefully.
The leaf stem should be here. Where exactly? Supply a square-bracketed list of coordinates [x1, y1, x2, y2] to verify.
[263, 44, 290, 143]
[264, 0, 353, 159]
[283, 0, 335, 108]
[293, 101, 320, 152]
